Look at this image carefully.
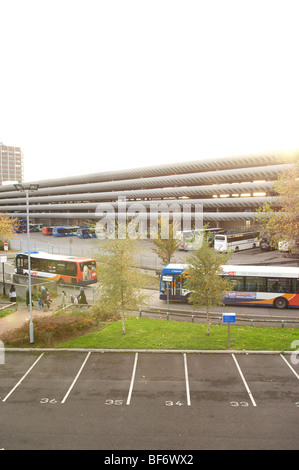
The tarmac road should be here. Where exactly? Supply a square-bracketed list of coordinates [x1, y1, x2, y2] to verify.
[8, 232, 299, 268]
[1, 350, 299, 450]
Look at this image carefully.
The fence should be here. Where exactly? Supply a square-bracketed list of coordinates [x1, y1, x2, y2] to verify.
[54, 301, 299, 328]
[137, 306, 299, 328]
[0, 302, 17, 317]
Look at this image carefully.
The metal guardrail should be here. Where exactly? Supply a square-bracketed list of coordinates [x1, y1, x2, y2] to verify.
[56, 302, 299, 328]
[137, 306, 299, 328]
[0, 302, 17, 317]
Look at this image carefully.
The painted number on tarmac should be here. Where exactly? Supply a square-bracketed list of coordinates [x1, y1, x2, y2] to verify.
[165, 401, 184, 406]
[40, 398, 57, 404]
[230, 401, 249, 407]
[105, 399, 124, 406]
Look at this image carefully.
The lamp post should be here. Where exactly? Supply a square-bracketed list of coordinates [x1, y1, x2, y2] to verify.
[14, 183, 39, 343]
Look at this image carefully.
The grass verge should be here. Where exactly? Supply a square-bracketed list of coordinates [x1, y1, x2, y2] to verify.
[58, 316, 299, 351]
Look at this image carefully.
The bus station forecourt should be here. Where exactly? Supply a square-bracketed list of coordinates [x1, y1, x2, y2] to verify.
[1, 152, 299, 450]
[1, 235, 299, 450]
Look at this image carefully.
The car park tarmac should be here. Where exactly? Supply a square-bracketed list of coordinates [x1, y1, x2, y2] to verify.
[0, 350, 299, 450]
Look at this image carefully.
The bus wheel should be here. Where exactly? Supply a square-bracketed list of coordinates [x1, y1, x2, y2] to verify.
[274, 297, 288, 309]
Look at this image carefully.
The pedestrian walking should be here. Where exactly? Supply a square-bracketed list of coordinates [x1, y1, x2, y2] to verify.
[61, 290, 66, 309]
[26, 287, 34, 308]
[77, 287, 88, 305]
[9, 285, 16, 303]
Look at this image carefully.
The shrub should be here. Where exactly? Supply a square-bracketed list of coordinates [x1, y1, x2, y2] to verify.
[92, 303, 120, 322]
[0, 314, 94, 347]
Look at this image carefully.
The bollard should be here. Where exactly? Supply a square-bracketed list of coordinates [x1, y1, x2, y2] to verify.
[192, 315, 194, 323]
[281, 320, 284, 328]
[139, 307, 142, 318]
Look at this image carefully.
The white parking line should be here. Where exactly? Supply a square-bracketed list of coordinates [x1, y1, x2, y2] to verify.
[231, 354, 257, 407]
[280, 354, 299, 380]
[61, 352, 91, 404]
[126, 353, 138, 405]
[2, 354, 44, 402]
[183, 353, 191, 406]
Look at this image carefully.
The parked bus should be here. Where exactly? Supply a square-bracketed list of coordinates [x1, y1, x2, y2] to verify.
[30, 224, 44, 232]
[159, 263, 299, 309]
[42, 226, 53, 235]
[77, 228, 96, 239]
[15, 251, 98, 286]
[176, 228, 224, 251]
[13, 220, 36, 233]
[52, 226, 79, 237]
[214, 231, 260, 252]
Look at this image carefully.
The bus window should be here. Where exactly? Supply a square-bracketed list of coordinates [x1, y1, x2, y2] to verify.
[245, 276, 266, 292]
[229, 276, 244, 291]
[65, 262, 77, 277]
[31, 257, 42, 271]
[80, 261, 96, 281]
[47, 261, 57, 273]
[174, 275, 182, 296]
[267, 278, 290, 293]
[16, 254, 28, 273]
[294, 279, 299, 294]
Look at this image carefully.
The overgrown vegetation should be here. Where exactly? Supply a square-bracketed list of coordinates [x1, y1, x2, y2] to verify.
[0, 313, 96, 347]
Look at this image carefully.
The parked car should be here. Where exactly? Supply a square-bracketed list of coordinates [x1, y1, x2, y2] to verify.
[260, 239, 275, 251]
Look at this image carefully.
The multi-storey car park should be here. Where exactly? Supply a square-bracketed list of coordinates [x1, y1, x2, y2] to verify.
[0, 150, 297, 232]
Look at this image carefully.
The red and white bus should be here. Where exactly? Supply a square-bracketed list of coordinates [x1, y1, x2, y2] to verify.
[15, 251, 98, 286]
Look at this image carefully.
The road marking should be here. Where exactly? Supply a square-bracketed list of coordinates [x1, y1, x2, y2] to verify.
[183, 353, 191, 406]
[280, 354, 299, 380]
[2, 354, 44, 402]
[231, 354, 257, 407]
[126, 352, 138, 405]
[61, 352, 91, 404]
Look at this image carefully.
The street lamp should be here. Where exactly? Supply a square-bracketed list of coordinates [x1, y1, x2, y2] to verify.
[13, 183, 39, 343]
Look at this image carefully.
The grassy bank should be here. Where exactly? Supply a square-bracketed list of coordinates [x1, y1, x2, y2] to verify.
[58, 316, 299, 351]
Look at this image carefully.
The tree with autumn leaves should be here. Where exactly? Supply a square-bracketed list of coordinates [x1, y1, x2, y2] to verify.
[0, 214, 16, 249]
[151, 217, 182, 266]
[256, 162, 299, 252]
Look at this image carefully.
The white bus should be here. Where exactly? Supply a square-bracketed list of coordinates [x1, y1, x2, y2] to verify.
[177, 228, 224, 251]
[221, 264, 299, 309]
[214, 231, 260, 252]
[159, 263, 299, 309]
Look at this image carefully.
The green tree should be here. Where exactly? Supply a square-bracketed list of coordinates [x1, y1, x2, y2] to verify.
[151, 217, 182, 266]
[94, 238, 147, 334]
[184, 232, 233, 336]
[256, 162, 299, 252]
